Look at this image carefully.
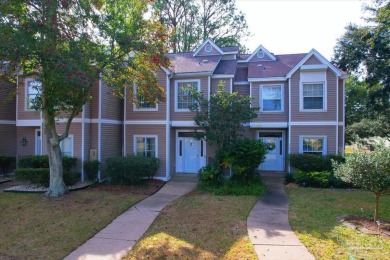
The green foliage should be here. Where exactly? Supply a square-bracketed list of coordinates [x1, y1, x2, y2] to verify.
[198, 175, 266, 196]
[0, 156, 16, 177]
[288, 154, 345, 173]
[154, 0, 250, 52]
[285, 171, 350, 188]
[15, 168, 80, 187]
[346, 116, 390, 144]
[224, 138, 267, 180]
[198, 165, 221, 185]
[106, 156, 160, 185]
[18, 155, 77, 170]
[83, 160, 99, 181]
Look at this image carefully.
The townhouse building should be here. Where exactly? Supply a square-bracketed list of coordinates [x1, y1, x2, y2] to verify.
[0, 38, 347, 181]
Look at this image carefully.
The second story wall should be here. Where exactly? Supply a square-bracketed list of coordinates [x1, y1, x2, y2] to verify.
[0, 81, 16, 121]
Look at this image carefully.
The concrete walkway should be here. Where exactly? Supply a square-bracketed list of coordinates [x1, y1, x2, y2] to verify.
[247, 172, 315, 260]
[65, 175, 198, 260]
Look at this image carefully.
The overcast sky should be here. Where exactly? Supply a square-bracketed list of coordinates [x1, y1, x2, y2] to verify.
[235, 0, 367, 60]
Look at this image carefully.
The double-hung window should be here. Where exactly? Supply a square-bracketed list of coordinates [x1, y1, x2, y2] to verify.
[175, 80, 200, 111]
[134, 86, 157, 110]
[135, 136, 157, 157]
[302, 83, 325, 110]
[60, 135, 74, 157]
[26, 79, 41, 110]
[300, 137, 326, 155]
[261, 85, 282, 112]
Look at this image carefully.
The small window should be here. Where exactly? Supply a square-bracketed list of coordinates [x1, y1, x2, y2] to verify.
[134, 86, 157, 110]
[257, 50, 265, 58]
[135, 136, 157, 157]
[205, 44, 213, 52]
[60, 135, 73, 157]
[175, 80, 200, 111]
[302, 83, 324, 110]
[300, 137, 326, 155]
[26, 79, 41, 110]
[261, 85, 282, 112]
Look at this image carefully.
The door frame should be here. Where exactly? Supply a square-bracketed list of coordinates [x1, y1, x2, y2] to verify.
[175, 129, 206, 173]
[257, 129, 286, 172]
[35, 128, 42, 155]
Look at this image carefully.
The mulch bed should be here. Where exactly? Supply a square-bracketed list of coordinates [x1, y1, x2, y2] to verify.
[90, 179, 165, 195]
[339, 215, 390, 238]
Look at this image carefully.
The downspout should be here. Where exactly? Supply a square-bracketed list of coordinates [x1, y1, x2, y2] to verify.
[98, 76, 102, 181]
[166, 73, 172, 180]
[81, 105, 85, 181]
[288, 78, 291, 173]
[342, 78, 346, 155]
[336, 76, 339, 154]
[123, 87, 127, 156]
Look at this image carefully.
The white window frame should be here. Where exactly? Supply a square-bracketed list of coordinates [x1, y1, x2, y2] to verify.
[132, 85, 158, 111]
[133, 135, 158, 158]
[260, 84, 284, 112]
[60, 135, 74, 157]
[299, 136, 327, 155]
[174, 79, 201, 112]
[25, 78, 41, 111]
[300, 81, 327, 111]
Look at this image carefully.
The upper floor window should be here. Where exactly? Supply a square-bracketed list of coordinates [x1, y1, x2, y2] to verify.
[301, 82, 325, 110]
[261, 85, 283, 112]
[60, 135, 73, 157]
[26, 79, 41, 110]
[299, 136, 327, 155]
[135, 135, 157, 157]
[134, 85, 157, 111]
[175, 80, 200, 111]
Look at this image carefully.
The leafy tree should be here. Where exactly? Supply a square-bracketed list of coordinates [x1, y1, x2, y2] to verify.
[346, 116, 390, 144]
[190, 81, 257, 164]
[154, 0, 251, 52]
[0, 0, 170, 197]
[333, 0, 390, 112]
[334, 140, 390, 221]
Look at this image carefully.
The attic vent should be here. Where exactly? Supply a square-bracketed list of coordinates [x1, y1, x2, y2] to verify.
[199, 59, 209, 65]
[257, 64, 263, 67]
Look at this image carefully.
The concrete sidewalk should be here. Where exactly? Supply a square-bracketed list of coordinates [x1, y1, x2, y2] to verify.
[65, 175, 198, 260]
[247, 172, 315, 260]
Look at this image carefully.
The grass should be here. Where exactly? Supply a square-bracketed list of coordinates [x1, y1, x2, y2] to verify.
[286, 186, 390, 259]
[125, 192, 259, 259]
[0, 185, 147, 259]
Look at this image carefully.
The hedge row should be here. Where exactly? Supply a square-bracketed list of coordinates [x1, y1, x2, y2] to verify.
[15, 168, 80, 187]
[288, 154, 345, 173]
[19, 155, 77, 171]
[0, 156, 16, 177]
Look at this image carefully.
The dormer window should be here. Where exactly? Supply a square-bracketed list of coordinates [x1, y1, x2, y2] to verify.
[205, 44, 213, 53]
[257, 50, 265, 58]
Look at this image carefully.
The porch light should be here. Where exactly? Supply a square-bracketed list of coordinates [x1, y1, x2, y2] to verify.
[20, 137, 28, 146]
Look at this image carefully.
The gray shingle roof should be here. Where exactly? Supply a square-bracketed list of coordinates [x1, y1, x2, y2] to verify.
[166, 53, 221, 74]
[213, 60, 237, 75]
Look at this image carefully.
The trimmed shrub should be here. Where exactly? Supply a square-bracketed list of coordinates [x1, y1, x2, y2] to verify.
[106, 156, 160, 185]
[18, 155, 77, 170]
[83, 160, 99, 181]
[198, 165, 221, 185]
[288, 154, 345, 172]
[0, 156, 16, 177]
[285, 171, 351, 188]
[15, 168, 80, 187]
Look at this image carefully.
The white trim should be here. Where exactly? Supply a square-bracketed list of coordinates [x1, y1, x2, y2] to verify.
[234, 81, 249, 85]
[172, 72, 211, 77]
[153, 176, 168, 181]
[132, 84, 158, 111]
[81, 105, 85, 181]
[16, 120, 41, 126]
[60, 134, 74, 157]
[193, 38, 224, 57]
[166, 74, 171, 180]
[160, 66, 172, 75]
[211, 74, 235, 79]
[336, 76, 339, 154]
[243, 44, 276, 62]
[250, 122, 288, 128]
[257, 129, 286, 172]
[175, 129, 206, 174]
[98, 77, 102, 181]
[123, 88, 127, 156]
[342, 79, 346, 155]
[171, 121, 197, 127]
[34, 129, 41, 155]
[24, 77, 40, 111]
[286, 49, 343, 79]
[0, 120, 16, 124]
[230, 78, 233, 94]
[16, 76, 18, 122]
[207, 76, 211, 101]
[260, 84, 284, 112]
[133, 135, 158, 158]
[125, 120, 166, 125]
[300, 64, 328, 71]
[299, 81, 327, 112]
[290, 121, 343, 126]
[248, 77, 286, 82]
[288, 78, 292, 172]
[299, 135, 327, 155]
[174, 79, 201, 112]
[249, 83, 252, 108]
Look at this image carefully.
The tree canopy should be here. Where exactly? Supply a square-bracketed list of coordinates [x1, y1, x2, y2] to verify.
[154, 0, 251, 52]
[0, 0, 170, 197]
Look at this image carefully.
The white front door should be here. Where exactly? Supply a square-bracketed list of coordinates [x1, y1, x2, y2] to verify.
[176, 135, 206, 173]
[35, 129, 41, 155]
[259, 133, 284, 171]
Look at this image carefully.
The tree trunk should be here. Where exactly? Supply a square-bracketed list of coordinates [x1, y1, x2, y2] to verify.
[374, 193, 380, 221]
[43, 114, 68, 197]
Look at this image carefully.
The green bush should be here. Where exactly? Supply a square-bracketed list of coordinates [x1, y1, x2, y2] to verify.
[15, 168, 80, 187]
[285, 171, 351, 188]
[289, 154, 345, 172]
[0, 156, 16, 177]
[106, 156, 160, 185]
[198, 165, 221, 185]
[18, 155, 77, 170]
[83, 160, 99, 181]
[284, 173, 296, 184]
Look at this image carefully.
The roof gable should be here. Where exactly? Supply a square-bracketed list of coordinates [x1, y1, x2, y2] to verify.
[242, 44, 276, 62]
[193, 38, 224, 57]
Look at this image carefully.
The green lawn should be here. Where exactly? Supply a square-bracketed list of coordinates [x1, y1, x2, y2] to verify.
[0, 184, 147, 259]
[125, 192, 259, 259]
[286, 186, 390, 259]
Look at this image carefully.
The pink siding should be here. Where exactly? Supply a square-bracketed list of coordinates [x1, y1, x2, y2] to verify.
[101, 124, 122, 179]
[252, 81, 288, 122]
[126, 125, 166, 178]
[126, 69, 167, 120]
[303, 55, 322, 65]
[338, 79, 344, 122]
[233, 85, 250, 97]
[90, 80, 100, 120]
[170, 76, 209, 121]
[55, 123, 83, 170]
[290, 125, 337, 154]
[170, 128, 175, 175]
[290, 69, 337, 121]
[16, 127, 37, 156]
[17, 77, 40, 120]
[221, 54, 236, 60]
[338, 126, 344, 154]
[196, 45, 221, 56]
[0, 124, 16, 156]
[101, 82, 123, 121]
[211, 78, 230, 94]
[0, 83, 16, 121]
